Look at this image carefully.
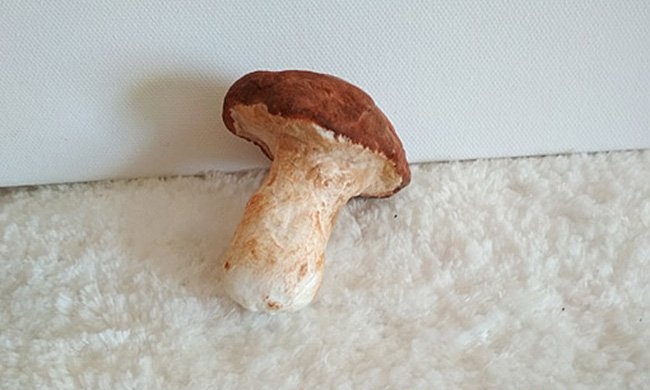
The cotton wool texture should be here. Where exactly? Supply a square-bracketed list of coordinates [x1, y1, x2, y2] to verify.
[1, 150, 649, 389]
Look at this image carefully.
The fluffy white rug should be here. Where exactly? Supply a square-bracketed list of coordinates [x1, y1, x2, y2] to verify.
[1, 150, 649, 389]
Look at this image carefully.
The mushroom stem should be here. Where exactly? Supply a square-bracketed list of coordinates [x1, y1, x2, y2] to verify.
[221, 136, 357, 312]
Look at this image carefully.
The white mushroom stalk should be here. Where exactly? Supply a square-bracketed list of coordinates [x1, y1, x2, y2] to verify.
[222, 107, 401, 312]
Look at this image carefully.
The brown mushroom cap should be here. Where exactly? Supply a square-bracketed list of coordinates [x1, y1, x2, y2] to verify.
[222, 70, 410, 196]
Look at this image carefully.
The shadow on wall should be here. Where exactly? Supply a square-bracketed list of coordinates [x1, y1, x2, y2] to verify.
[123, 73, 268, 179]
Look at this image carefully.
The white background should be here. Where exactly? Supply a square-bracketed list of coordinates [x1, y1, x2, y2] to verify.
[1, 1, 649, 186]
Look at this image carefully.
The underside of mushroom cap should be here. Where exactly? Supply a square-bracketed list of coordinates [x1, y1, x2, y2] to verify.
[222, 70, 411, 197]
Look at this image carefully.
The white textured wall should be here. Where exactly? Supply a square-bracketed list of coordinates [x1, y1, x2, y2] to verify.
[1, 1, 649, 186]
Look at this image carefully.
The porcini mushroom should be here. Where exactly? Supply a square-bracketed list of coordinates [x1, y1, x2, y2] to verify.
[220, 70, 410, 312]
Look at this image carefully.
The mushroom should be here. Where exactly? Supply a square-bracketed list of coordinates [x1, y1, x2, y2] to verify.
[220, 70, 410, 312]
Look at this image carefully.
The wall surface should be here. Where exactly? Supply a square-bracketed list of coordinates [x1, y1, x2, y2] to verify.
[1, 1, 649, 186]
